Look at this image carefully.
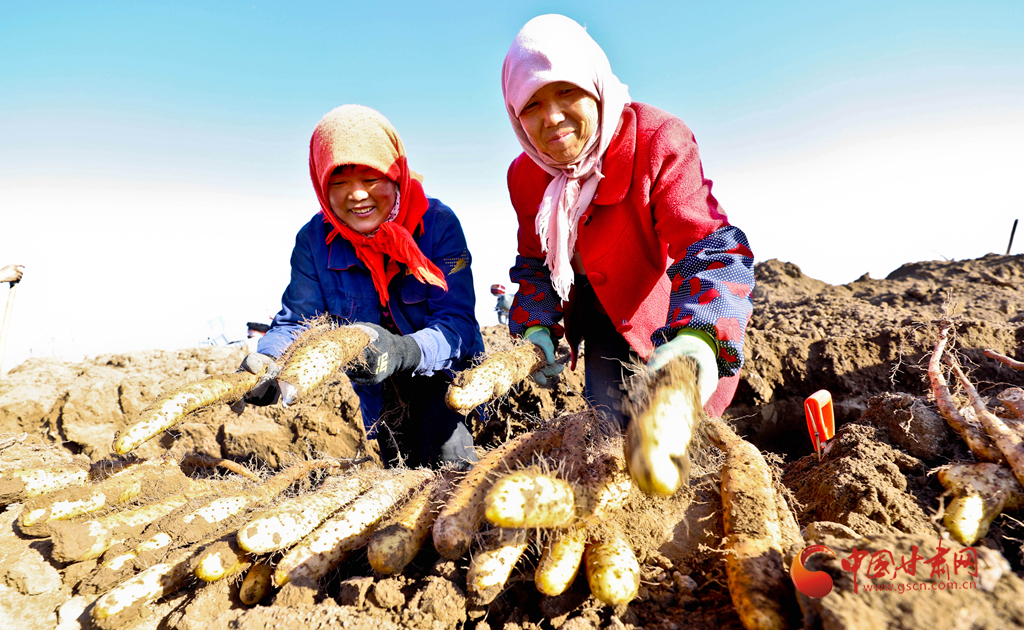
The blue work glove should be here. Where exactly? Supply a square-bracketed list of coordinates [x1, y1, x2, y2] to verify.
[525, 325, 564, 386]
[346, 323, 423, 385]
[238, 352, 282, 407]
[647, 330, 719, 406]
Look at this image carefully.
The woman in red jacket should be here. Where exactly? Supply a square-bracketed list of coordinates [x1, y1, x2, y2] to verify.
[501, 15, 755, 433]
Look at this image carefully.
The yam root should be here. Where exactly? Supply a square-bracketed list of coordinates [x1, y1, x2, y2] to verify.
[484, 469, 575, 529]
[276, 325, 371, 407]
[985, 348, 1024, 371]
[705, 417, 799, 630]
[929, 322, 1003, 462]
[0, 463, 89, 506]
[239, 561, 274, 605]
[18, 457, 183, 533]
[535, 525, 588, 597]
[432, 427, 562, 559]
[49, 490, 210, 563]
[584, 529, 641, 607]
[274, 468, 432, 587]
[237, 471, 370, 554]
[446, 343, 545, 413]
[367, 473, 445, 575]
[998, 388, 1024, 420]
[948, 358, 1024, 491]
[938, 463, 1024, 545]
[625, 355, 702, 496]
[112, 372, 261, 454]
[466, 527, 530, 605]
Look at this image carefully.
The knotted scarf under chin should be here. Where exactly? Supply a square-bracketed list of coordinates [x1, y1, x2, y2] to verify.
[323, 179, 447, 307]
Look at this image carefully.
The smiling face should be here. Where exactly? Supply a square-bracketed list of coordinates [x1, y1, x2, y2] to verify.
[327, 165, 397, 233]
[517, 81, 599, 164]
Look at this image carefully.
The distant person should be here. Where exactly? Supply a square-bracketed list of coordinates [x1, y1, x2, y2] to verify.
[237, 105, 484, 469]
[491, 284, 514, 325]
[0, 264, 24, 284]
[500, 15, 755, 427]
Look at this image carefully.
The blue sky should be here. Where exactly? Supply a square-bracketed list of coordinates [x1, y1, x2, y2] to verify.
[1, 1, 1021, 368]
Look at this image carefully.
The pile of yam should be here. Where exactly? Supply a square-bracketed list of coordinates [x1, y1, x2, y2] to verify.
[929, 320, 1024, 545]
[0, 318, 816, 630]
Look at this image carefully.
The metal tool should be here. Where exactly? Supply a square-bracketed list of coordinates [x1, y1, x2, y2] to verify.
[0, 280, 19, 376]
[804, 389, 835, 460]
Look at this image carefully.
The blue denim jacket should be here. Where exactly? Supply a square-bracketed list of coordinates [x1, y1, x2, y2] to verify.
[258, 198, 484, 433]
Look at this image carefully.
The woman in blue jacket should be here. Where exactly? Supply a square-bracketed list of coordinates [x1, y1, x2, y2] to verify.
[239, 104, 484, 469]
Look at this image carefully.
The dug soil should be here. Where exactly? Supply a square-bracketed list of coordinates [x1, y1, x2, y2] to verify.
[1, 253, 1023, 630]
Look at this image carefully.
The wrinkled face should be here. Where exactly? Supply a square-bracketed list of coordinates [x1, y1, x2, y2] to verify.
[517, 81, 599, 164]
[327, 165, 397, 234]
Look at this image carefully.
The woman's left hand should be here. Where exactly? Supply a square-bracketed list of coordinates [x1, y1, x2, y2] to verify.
[647, 331, 718, 406]
[346, 323, 423, 385]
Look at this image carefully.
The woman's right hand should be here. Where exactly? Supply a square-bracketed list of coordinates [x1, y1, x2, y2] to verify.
[525, 326, 564, 386]
[238, 353, 282, 406]
[0, 264, 24, 284]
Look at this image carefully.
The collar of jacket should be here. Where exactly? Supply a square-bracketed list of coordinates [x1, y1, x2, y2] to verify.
[322, 214, 424, 271]
[592, 104, 636, 206]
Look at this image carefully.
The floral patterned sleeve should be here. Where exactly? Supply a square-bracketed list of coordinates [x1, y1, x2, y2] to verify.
[507, 255, 565, 339]
[650, 226, 755, 378]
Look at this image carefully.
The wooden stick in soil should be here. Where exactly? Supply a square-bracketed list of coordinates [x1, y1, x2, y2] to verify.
[985, 348, 1024, 371]
[445, 343, 546, 413]
[929, 322, 1004, 463]
[705, 417, 799, 630]
[948, 358, 1024, 490]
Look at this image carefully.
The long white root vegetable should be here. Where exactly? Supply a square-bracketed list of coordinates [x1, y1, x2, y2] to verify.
[938, 463, 1024, 545]
[484, 470, 575, 529]
[274, 468, 432, 587]
[194, 536, 252, 582]
[112, 372, 261, 454]
[276, 325, 371, 407]
[985, 348, 1024, 371]
[998, 388, 1024, 420]
[466, 528, 530, 605]
[929, 323, 1004, 462]
[949, 359, 1024, 491]
[367, 473, 444, 575]
[0, 464, 89, 505]
[433, 428, 562, 559]
[239, 561, 274, 605]
[237, 472, 370, 553]
[92, 544, 197, 628]
[446, 343, 545, 412]
[49, 490, 209, 563]
[625, 356, 701, 496]
[584, 530, 640, 606]
[705, 417, 798, 630]
[535, 525, 588, 597]
[18, 457, 181, 532]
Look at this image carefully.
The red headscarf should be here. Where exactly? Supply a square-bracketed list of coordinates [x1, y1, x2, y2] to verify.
[309, 104, 448, 305]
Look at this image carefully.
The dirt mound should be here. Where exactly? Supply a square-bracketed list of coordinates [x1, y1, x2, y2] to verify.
[0, 253, 1022, 630]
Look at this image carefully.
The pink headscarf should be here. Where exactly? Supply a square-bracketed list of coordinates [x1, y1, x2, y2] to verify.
[502, 14, 631, 300]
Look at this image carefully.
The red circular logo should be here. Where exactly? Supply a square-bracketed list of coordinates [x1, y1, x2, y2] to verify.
[791, 544, 835, 598]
